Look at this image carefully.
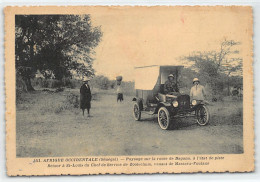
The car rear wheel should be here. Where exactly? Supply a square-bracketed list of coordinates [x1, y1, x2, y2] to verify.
[196, 105, 210, 126]
[133, 102, 141, 121]
[158, 107, 172, 130]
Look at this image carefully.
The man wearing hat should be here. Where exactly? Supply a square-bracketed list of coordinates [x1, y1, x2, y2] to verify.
[190, 78, 206, 101]
[80, 77, 92, 117]
[164, 74, 179, 94]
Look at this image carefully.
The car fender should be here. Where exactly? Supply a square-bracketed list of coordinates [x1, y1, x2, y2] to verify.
[191, 103, 205, 111]
[155, 102, 172, 113]
[132, 97, 143, 110]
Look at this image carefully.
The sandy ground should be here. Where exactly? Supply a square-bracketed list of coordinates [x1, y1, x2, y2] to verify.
[16, 89, 243, 157]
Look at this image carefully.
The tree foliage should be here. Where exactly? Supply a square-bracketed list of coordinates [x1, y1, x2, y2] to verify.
[15, 15, 102, 91]
[183, 39, 243, 95]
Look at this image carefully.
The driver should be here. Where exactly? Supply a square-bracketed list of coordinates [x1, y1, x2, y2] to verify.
[164, 74, 179, 94]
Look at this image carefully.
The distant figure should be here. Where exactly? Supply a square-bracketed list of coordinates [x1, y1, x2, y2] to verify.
[190, 78, 206, 101]
[80, 78, 92, 116]
[116, 83, 123, 102]
[164, 74, 179, 94]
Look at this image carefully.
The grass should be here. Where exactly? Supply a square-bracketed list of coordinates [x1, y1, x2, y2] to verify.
[16, 88, 243, 157]
[17, 88, 243, 123]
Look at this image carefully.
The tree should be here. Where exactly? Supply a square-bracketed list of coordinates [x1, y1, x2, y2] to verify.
[221, 58, 242, 95]
[15, 15, 102, 91]
[15, 16, 40, 91]
[183, 39, 242, 95]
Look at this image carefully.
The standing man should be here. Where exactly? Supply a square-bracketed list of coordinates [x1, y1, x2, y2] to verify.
[190, 78, 206, 101]
[80, 77, 92, 117]
[164, 74, 179, 94]
[116, 83, 123, 102]
[116, 75, 123, 102]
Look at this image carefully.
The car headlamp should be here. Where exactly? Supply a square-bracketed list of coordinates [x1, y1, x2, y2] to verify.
[172, 101, 178, 107]
[191, 100, 197, 106]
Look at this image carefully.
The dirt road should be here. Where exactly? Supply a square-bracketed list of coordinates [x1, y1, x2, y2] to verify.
[16, 90, 243, 157]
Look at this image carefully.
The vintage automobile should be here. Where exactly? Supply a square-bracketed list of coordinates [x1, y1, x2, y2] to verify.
[132, 65, 210, 130]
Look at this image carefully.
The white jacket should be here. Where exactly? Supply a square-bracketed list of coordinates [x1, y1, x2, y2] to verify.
[190, 84, 206, 100]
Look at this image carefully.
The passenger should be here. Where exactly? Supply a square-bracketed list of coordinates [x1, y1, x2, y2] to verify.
[190, 78, 206, 101]
[164, 74, 179, 94]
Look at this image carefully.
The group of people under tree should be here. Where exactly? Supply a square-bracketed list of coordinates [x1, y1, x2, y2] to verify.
[79, 73, 206, 117]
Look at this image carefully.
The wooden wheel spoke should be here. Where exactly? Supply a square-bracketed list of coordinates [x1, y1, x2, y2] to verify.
[158, 107, 171, 130]
[196, 106, 209, 126]
[159, 110, 168, 127]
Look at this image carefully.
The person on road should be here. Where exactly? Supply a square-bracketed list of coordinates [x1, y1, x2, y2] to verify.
[164, 74, 179, 94]
[190, 78, 206, 101]
[116, 83, 123, 102]
[80, 77, 92, 117]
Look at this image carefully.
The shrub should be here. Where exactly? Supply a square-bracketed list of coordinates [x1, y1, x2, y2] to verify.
[38, 78, 79, 89]
[32, 77, 43, 87]
[41, 79, 50, 88]
[65, 93, 79, 108]
[91, 75, 111, 90]
[55, 87, 65, 93]
[39, 93, 79, 115]
[54, 103, 67, 114]
[50, 79, 63, 88]
[62, 77, 76, 89]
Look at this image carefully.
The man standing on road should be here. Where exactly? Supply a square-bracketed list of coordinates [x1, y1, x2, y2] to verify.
[116, 75, 123, 102]
[116, 83, 123, 102]
[164, 74, 179, 94]
[80, 77, 92, 117]
[190, 78, 206, 101]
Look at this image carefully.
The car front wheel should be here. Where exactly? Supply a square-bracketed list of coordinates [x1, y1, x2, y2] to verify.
[158, 107, 172, 130]
[196, 105, 210, 126]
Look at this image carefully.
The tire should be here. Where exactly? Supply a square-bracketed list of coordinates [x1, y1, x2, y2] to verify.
[158, 107, 172, 130]
[196, 105, 210, 126]
[133, 102, 141, 121]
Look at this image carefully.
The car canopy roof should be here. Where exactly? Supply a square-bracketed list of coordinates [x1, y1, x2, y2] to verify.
[134, 65, 183, 90]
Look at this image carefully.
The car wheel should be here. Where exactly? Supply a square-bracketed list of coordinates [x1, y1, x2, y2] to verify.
[196, 105, 210, 126]
[133, 102, 141, 121]
[158, 107, 172, 130]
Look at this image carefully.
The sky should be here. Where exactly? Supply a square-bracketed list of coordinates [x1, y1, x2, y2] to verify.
[87, 6, 251, 81]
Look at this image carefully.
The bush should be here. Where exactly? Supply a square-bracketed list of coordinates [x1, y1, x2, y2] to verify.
[62, 77, 77, 89]
[53, 93, 79, 114]
[35, 78, 80, 89]
[54, 103, 68, 114]
[39, 93, 79, 115]
[55, 87, 65, 92]
[65, 93, 79, 108]
[50, 79, 63, 88]
[41, 79, 50, 88]
[91, 75, 113, 90]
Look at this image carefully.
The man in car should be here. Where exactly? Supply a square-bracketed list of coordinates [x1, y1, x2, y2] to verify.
[164, 74, 179, 94]
[190, 78, 206, 101]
